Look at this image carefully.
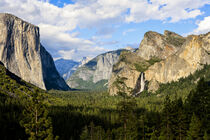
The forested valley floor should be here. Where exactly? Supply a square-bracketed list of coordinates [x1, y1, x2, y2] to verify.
[0, 64, 210, 140]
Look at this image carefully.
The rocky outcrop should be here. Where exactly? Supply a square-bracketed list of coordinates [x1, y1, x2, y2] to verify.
[67, 49, 123, 90]
[136, 30, 185, 60]
[0, 13, 69, 90]
[145, 32, 210, 91]
[93, 52, 120, 83]
[78, 57, 92, 67]
[109, 30, 186, 95]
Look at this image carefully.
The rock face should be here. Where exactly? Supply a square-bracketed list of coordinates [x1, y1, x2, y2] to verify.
[108, 31, 210, 95]
[78, 57, 92, 67]
[55, 59, 79, 80]
[136, 30, 185, 60]
[67, 49, 123, 90]
[0, 13, 70, 90]
[145, 33, 210, 91]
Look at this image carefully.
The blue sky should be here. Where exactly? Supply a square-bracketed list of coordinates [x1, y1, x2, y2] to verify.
[0, 0, 210, 61]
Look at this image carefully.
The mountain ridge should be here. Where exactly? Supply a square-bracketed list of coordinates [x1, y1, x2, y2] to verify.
[108, 30, 210, 95]
[66, 49, 132, 90]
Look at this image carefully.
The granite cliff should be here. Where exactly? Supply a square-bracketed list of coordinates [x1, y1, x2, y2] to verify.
[145, 32, 210, 92]
[0, 13, 69, 90]
[108, 31, 210, 95]
[66, 49, 129, 90]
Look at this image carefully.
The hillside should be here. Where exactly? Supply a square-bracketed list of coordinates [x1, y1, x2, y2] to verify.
[0, 61, 54, 139]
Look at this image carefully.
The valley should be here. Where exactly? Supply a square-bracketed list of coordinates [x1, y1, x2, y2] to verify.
[0, 12, 210, 140]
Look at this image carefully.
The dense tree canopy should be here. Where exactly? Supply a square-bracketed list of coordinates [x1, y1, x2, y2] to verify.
[0, 62, 210, 139]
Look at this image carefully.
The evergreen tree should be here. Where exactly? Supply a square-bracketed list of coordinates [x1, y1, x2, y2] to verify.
[172, 98, 188, 140]
[159, 95, 174, 140]
[187, 113, 202, 140]
[114, 76, 138, 140]
[138, 114, 149, 140]
[20, 89, 55, 140]
[203, 131, 209, 140]
[80, 126, 89, 140]
[150, 130, 158, 140]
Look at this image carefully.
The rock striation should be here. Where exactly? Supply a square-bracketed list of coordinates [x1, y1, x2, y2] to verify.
[0, 13, 70, 90]
[67, 49, 124, 90]
[145, 32, 210, 92]
[108, 30, 210, 95]
[136, 30, 185, 60]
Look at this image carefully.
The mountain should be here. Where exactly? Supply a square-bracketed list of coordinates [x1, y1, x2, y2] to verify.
[0, 13, 69, 90]
[55, 59, 79, 80]
[108, 30, 210, 95]
[54, 57, 92, 80]
[78, 56, 92, 67]
[66, 49, 126, 90]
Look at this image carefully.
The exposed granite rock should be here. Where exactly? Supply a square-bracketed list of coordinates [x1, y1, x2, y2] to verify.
[67, 49, 123, 90]
[78, 57, 92, 67]
[109, 31, 186, 95]
[145, 32, 210, 91]
[136, 30, 185, 60]
[109, 61, 141, 95]
[0, 13, 69, 90]
[109, 31, 210, 95]
[93, 52, 119, 83]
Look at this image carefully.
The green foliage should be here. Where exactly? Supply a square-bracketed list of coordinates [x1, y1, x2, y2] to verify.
[0, 63, 55, 139]
[1, 61, 210, 140]
[20, 89, 55, 140]
[203, 131, 209, 140]
[134, 57, 161, 72]
[166, 35, 186, 47]
[134, 63, 149, 72]
[80, 122, 105, 140]
[187, 114, 202, 140]
[147, 57, 161, 65]
[69, 78, 108, 91]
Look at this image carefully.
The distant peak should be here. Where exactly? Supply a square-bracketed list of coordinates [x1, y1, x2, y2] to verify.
[125, 46, 133, 50]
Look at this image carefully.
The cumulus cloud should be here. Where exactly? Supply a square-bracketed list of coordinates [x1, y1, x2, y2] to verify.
[0, 0, 209, 60]
[192, 16, 210, 34]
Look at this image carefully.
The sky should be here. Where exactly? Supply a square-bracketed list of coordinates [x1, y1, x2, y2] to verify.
[0, 0, 210, 61]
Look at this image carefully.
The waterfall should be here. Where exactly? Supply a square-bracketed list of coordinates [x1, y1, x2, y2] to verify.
[133, 72, 145, 96]
[139, 72, 145, 92]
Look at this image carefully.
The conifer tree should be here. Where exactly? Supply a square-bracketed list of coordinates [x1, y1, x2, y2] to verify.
[113, 76, 137, 140]
[159, 95, 174, 140]
[150, 130, 158, 140]
[20, 89, 55, 140]
[173, 98, 188, 140]
[203, 131, 209, 140]
[187, 113, 202, 140]
[203, 131, 210, 140]
[80, 126, 89, 140]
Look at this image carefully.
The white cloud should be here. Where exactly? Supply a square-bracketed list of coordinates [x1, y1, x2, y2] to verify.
[123, 29, 136, 36]
[58, 46, 108, 61]
[192, 16, 210, 34]
[0, 0, 209, 60]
